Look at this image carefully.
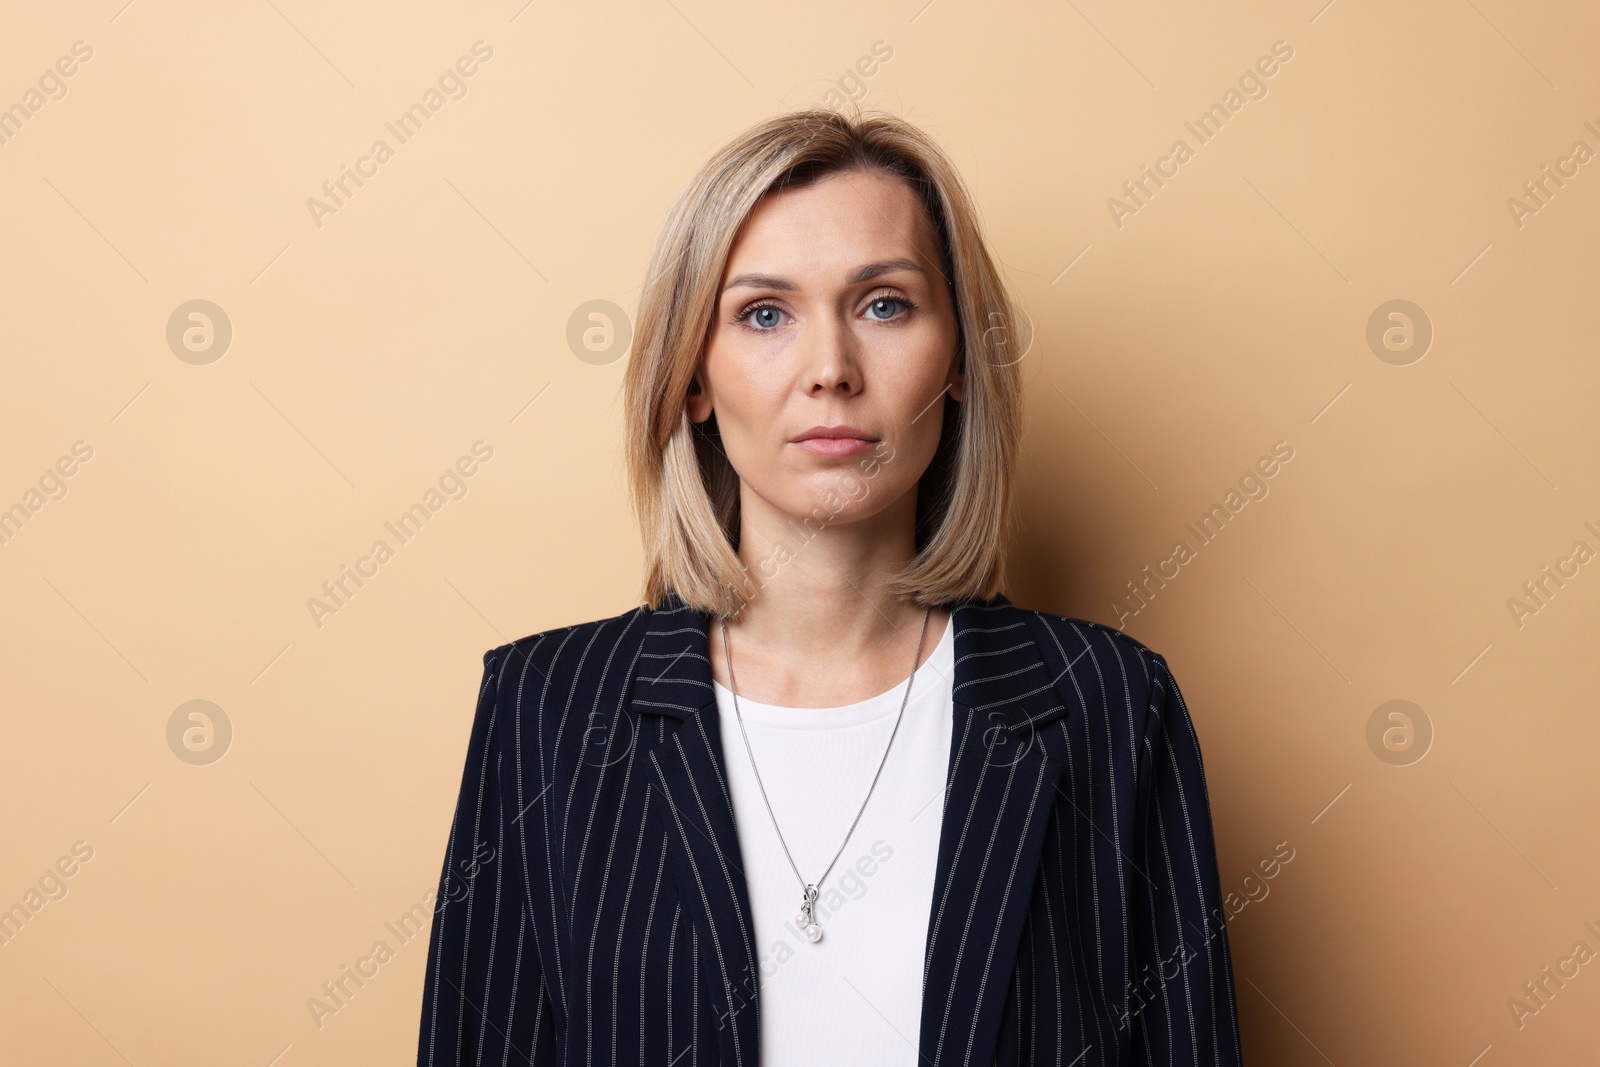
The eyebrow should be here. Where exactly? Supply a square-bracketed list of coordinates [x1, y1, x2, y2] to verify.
[720, 257, 926, 294]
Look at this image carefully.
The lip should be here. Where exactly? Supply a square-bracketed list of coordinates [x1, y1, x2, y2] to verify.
[790, 424, 879, 458]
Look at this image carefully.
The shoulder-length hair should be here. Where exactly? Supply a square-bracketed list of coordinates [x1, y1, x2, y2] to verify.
[623, 107, 1027, 619]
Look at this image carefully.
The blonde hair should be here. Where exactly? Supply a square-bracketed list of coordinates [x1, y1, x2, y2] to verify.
[622, 107, 1026, 618]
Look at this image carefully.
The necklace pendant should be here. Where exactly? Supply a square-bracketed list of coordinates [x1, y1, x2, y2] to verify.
[796, 884, 823, 943]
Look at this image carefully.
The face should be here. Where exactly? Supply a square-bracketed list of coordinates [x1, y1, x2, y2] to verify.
[687, 168, 965, 540]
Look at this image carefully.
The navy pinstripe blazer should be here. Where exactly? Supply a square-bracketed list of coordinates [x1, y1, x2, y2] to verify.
[417, 592, 1244, 1066]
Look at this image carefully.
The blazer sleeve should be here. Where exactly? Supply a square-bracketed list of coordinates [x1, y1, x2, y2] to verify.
[1125, 650, 1245, 1065]
[417, 647, 559, 1066]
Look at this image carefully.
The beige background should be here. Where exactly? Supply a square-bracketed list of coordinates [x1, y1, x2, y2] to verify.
[3, 0, 1597, 1063]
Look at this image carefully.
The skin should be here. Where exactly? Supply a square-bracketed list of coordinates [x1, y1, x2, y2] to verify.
[687, 166, 965, 708]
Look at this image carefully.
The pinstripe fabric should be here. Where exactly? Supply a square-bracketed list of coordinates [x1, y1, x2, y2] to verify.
[418, 591, 1244, 1066]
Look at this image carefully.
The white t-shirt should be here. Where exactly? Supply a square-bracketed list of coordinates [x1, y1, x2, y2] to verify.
[713, 615, 955, 1065]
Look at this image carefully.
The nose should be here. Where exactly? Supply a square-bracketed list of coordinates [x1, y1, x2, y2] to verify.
[802, 314, 862, 397]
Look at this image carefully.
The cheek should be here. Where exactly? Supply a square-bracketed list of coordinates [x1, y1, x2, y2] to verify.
[702, 369, 791, 487]
[896, 401, 951, 480]
[885, 354, 957, 439]
[702, 347, 783, 428]
[888, 316, 959, 392]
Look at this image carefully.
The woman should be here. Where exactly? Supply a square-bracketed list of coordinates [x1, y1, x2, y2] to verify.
[418, 108, 1243, 1066]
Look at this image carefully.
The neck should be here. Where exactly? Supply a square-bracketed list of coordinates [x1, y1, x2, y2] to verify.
[711, 489, 948, 707]
[732, 487, 928, 644]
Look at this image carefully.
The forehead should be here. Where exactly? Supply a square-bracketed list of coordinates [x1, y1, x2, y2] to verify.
[721, 168, 940, 277]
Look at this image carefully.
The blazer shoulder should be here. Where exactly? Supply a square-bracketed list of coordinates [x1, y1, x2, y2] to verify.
[1016, 604, 1159, 658]
[1012, 603, 1169, 701]
[481, 602, 652, 681]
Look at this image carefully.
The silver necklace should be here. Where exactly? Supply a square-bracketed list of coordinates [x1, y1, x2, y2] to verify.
[721, 606, 932, 944]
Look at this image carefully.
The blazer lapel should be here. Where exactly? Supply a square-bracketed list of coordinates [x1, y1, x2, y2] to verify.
[920, 595, 1072, 1066]
[627, 592, 1071, 1067]
[630, 596, 763, 1067]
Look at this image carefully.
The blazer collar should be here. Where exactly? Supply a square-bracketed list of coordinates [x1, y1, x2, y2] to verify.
[631, 591, 1073, 1067]
[631, 590, 1068, 732]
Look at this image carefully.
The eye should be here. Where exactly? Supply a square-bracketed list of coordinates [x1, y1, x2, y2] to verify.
[732, 301, 787, 331]
[865, 295, 917, 321]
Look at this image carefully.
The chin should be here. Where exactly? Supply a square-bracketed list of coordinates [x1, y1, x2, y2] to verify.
[779, 493, 872, 527]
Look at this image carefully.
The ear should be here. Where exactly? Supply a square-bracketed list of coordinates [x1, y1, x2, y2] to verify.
[947, 347, 966, 404]
[685, 369, 712, 423]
